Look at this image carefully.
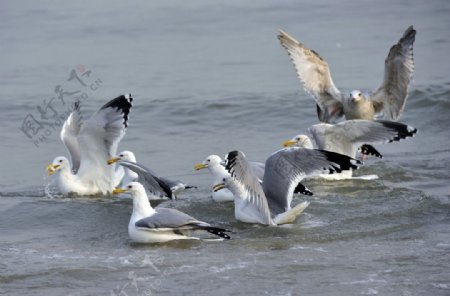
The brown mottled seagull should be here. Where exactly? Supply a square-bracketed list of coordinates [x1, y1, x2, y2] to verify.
[278, 26, 416, 123]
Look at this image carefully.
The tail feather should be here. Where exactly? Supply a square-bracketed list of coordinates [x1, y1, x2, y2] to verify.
[273, 201, 310, 225]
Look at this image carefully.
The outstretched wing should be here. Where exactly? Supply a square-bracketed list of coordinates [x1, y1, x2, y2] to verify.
[118, 161, 173, 199]
[76, 94, 133, 193]
[60, 101, 82, 173]
[263, 148, 360, 215]
[225, 151, 272, 225]
[371, 26, 416, 120]
[309, 120, 418, 158]
[278, 29, 344, 123]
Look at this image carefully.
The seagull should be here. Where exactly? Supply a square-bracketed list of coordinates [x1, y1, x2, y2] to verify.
[278, 26, 416, 123]
[282, 120, 418, 179]
[113, 182, 232, 243]
[194, 155, 235, 202]
[212, 149, 361, 226]
[46, 94, 133, 195]
[195, 155, 313, 202]
[107, 150, 195, 199]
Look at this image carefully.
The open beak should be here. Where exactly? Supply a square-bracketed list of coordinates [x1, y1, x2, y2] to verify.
[212, 183, 225, 192]
[46, 164, 60, 176]
[107, 157, 120, 165]
[194, 163, 207, 171]
[282, 140, 297, 147]
[112, 187, 128, 195]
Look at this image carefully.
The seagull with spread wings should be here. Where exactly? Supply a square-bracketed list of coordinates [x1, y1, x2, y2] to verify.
[278, 26, 416, 123]
[213, 149, 361, 226]
[46, 94, 133, 195]
[283, 120, 418, 180]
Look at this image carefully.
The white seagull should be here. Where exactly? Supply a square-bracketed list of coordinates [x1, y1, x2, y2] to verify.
[282, 120, 418, 180]
[278, 26, 416, 123]
[212, 149, 361, 226]
[47, 94, 133, 195]
[194, 155, 242, 202]
[113, 182, 232, 243]
[107, 150, 195, 199]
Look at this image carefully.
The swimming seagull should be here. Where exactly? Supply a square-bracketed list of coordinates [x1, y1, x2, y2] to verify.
[278, 26, 416, 123]
[213, 149, 361, 226]
[107, 150, 195, 199]
[194, 155, 235, 202]
[46, 94, 133, 195]
[282, 120, 418, 180]
[195, 155, 313, 202]
[113, 182, 232, 243]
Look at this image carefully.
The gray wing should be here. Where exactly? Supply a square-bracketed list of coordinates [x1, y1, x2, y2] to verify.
[309, 120, 418, 158]
[225, 151, 272, 225]
[278, 30, 344, 123]
[60, 101, 82, 173]
[76, 94, 133, 193]
[118, 161, 173, 199]
[263, 148, 360, 215]
[135, 208, 205, 229]
[371, 26, 416, 120]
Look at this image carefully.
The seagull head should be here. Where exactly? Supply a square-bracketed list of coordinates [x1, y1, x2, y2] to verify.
[46, 156, 70, 175]
[212, 176, 237, 192]
[194, 155, 223, 171]
[350, 90, 364, 103]
[212, 176, 229, 192]
[283, 134, 314, 149]
[112, 181, 146, 197]
[107, 150, 136, 165]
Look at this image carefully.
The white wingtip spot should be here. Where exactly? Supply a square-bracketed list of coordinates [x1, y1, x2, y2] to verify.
[124, 93, 132, 100]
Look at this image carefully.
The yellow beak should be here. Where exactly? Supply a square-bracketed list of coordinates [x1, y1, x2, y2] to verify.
[212, 183, 225, 192]
[112, 187, 128, 195]
[46, 164, 60, 176]
[107, 157, 121, 165]
[194, 163, 207, 171]
[282, 139, 297, 147]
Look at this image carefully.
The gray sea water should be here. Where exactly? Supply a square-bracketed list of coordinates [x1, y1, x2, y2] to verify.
[1, 0, 450, 295]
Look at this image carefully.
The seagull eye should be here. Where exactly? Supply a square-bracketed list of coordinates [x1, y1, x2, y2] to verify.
[222, 178, 226, 182]
[128, 185, 132, 189]
[358, 93, 362, 96]
[120, 154, 124, 157]
[59, 159, 63, 163]
[207, 159, 210, 162]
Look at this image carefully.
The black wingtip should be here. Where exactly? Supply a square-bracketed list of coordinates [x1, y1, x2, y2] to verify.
[225, 150, 240, 175]
[377, 120, 418, 143]
[359, 144, 383, 159]
[206, 227, 233, 240]
[319, 150, 361, 173]
[101, 94, 133, 128]
[294, 183, 314, 196]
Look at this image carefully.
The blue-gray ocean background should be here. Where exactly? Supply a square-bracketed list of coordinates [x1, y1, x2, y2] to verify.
[1, 1, 449, 295]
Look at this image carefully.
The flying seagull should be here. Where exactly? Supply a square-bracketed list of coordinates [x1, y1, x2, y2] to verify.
[278, 26, 416, 123]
